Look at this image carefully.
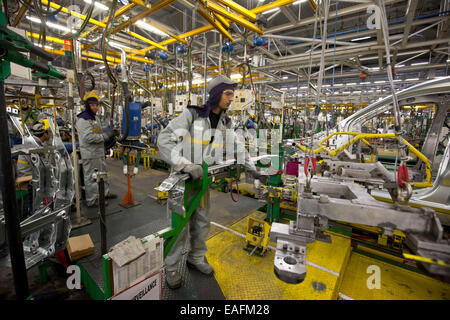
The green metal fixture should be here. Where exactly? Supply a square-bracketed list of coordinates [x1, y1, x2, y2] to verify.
[0, 10, 65, 81]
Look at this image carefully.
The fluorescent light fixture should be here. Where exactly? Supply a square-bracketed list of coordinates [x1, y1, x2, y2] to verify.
[406, 78, 419, 81]
[26, 16, 41, 23]
[192, 79, 205, 84]
[293, 0, 307, 4]
[280, 87, 287, 90]
[411, 62, 428, 66]
[135, 20, 168, 37]
[374, 81, 386, 84]
[289, 87, 297, 90]
[262, 7, 280, 15]
[395, 64, 405, 67]
[84, 0, 109, 10]
[230, 74, 243, 80]
[282, 76, 288, 79]
[351, 36, 371, 42]
[360, 81, 371, 84]
[334, 83, 343, 87]
[393, 79, 401, 82]
[109, 41, 132, 50]
[99, 65, 105, 69]
[446, 59, 450, 63]
[347, 82, 356, 85]
[46, 21, 70, 32]
[322, 84, 330, 87]
[29, 17, 76, 33]
[369, 67, 380, 71]
[353, 91, 361, 93]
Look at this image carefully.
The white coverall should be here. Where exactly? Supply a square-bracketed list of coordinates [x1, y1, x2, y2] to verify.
[76, 116, 109, 206]
[157, 107, 256, 271]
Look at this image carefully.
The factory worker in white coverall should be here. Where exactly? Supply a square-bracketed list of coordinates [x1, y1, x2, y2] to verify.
[76, 91, 119, 207]
[157, 76, 268, 289]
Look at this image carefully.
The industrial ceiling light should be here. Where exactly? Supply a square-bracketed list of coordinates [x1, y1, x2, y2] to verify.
[282, 76, 288, 79]
[411, 62, 428, 66]
[406, 78, 419, 81]
[262, 8, 280, 15]
[351, 36, 371, 42]
[26, 16, 41, 24]
[84, 0, 109, 11]
[135, 20, 169, 37]
[293, 0, 307, 4]
[108, 41, 133, 50]
[27, 16, 75, 33]
[47, 21, 72, 33]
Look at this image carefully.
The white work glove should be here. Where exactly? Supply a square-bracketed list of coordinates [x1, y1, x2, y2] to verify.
[133, 167, 139, 175]
[182, 164, 203, 180]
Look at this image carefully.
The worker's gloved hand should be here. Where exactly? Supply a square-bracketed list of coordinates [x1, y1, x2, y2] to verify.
[250, 170, 269, 185]
[182, 164, 203, 180]
[102, 129, 120, 140]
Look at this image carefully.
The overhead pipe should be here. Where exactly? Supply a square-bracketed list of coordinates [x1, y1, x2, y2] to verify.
[262, 34, 355, 47]
[285, 10, 450, 46]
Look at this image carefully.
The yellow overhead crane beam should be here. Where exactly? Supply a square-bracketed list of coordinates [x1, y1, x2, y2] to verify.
[199, 0, 264, 34]
[138, 0, 297, 55]
[126, 31, 168, 51]
[213, 0, 257, 21]
[197, 6, 234, 42]
[37, 0, 167, 55]
[213, 12, 231, 28]
[110, 0, 177, 35]
[29, 34, 154, 65]
[251, 0, 294, 14]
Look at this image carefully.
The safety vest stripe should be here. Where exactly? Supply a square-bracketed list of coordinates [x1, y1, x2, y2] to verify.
[17, 159, 29, 164]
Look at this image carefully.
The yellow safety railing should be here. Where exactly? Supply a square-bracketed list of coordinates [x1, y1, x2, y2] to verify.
[295, 132, 432, 188]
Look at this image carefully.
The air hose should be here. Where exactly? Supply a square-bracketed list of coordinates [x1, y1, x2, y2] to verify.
[33, 0, 95, 40]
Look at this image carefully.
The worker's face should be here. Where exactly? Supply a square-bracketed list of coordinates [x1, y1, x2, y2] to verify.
[41, 131, 50, 142]
[89, 103, 99, 114]
[218, 89, 234, 111]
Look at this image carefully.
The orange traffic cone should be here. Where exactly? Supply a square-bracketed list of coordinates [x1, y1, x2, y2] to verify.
[120, 172, 140, 208]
